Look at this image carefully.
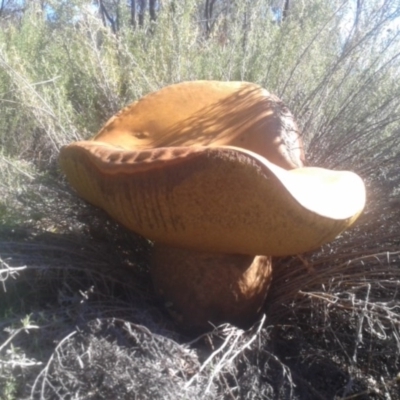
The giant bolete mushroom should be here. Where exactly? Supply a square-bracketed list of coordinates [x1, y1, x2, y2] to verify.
[60, 81, 366, 331]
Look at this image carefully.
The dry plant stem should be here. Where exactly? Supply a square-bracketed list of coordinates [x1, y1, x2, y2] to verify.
[0, 256, 27, 292]
[272, 250, 400, 305]
[298, 289, 400, 335]
[338, 284, 370, 398]
[203, 333, 243, 394]
[186, 315, 268, 394]
[185, 330, 237, 390]
[0, 155, 35, 180]
[31, 330, 78, 399]
[0, 359, 42, 368]
[340, 391, 370, 400]
[352, 284, 371, 363]
[0, 324, 40, 353]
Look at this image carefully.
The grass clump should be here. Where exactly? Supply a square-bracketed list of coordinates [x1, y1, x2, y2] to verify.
[1, 0, 400, 398]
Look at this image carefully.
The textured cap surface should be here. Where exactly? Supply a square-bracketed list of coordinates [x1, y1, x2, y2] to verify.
[93, 80, 305, 170]
[60, 142, 365, 256]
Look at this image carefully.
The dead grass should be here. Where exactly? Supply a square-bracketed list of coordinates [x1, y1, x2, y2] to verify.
[0, 136, 399, 399]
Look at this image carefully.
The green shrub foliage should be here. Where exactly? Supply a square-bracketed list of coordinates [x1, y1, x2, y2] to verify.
[0, 0, 399, 169]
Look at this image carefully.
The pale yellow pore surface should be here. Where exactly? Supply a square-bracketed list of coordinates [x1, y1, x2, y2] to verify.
[93, 81, 305, 170]
[59, 142, 365, 257]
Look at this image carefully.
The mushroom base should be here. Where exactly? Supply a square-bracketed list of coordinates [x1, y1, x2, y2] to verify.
[150, 243, 272, 332]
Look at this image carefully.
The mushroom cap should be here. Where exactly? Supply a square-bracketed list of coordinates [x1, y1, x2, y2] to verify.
[60, 142, 365, 256]
[60, 81, 365, 256]
[93, 80, 305, 170]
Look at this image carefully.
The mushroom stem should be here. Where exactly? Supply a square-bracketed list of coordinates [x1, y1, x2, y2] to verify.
[150, 243, 272, 332]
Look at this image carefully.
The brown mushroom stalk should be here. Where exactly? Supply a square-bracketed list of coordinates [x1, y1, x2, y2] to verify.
[59, 81, 366, 331]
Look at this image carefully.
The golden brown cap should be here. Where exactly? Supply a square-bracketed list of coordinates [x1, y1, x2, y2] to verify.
[60, 81, 365, 256]
[93, 80, 305, 170]
[59, 142, 365, 256]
